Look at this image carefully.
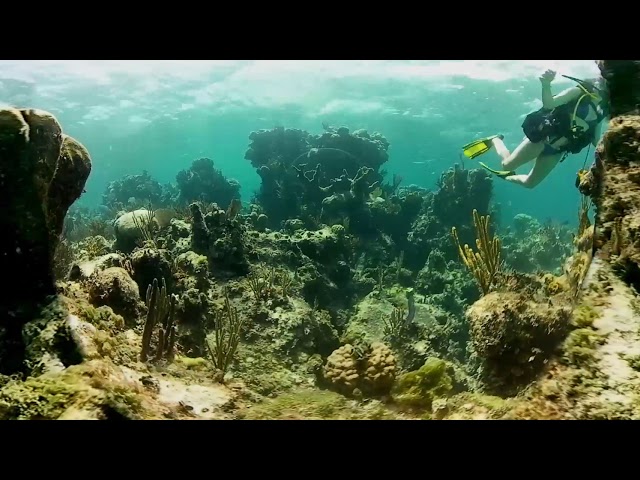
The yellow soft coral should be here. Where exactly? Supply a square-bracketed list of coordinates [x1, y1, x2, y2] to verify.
[452, 209, 501, 295]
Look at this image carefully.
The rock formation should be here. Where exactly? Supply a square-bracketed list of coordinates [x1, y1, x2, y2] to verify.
[0, 108, 91, 373]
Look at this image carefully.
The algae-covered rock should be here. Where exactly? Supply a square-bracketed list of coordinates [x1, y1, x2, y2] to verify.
[294, 226, 345, 260]
[174, 288, 215, 356]
[0, 360, 150, 420]
[466, 291, 571, 395]
[342, 294, 396, 344]
[229, 295, 338, 396]
[283, 219, 305, 234]
[66, 314, 101, 360]
[175, 251, 209, 289]
[176, 251, 209, 276]
[130, 247, 173, 296]
[391, 357, 453, 410]
[562, 328, 605, 370]
[268, 298, 339, 357]
[21, 296, 84, 375]
[190, 202, 250, 276]
[167, 219, 191, 240]
[75, 235, 112, 261]
[69, 253, 126, 281]
[86, 267, 145, 325]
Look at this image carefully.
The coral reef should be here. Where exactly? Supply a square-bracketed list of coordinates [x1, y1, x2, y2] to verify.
[406, 165, 493, 270]
[501, 214, 574, 274]
[245, 126, 390, 230]
[7, 75, 638, 421]
[176, 157, 241, 207]
[102, 170, 176, 211]
[190, 201, 249, 276]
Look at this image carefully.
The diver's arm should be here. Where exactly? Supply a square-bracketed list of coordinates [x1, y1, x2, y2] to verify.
[541, 82, 555, 109]
[542, 86, 583, 109]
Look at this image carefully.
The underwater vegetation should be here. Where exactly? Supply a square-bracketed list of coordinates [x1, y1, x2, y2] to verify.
[3, 59, 640, 420]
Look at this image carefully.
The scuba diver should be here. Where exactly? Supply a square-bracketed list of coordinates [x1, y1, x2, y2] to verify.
[461, 69, 609, 189]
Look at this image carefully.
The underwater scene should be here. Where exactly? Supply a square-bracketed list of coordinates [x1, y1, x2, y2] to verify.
[1, 59, 639, 420]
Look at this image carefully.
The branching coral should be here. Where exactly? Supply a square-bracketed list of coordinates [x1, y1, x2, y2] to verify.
[140, 278, 177, 362]
[206, 290, 245, 380]
[452, 209, 501, 295]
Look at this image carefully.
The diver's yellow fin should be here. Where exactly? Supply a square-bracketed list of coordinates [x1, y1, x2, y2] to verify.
[478, 161, 515, 178]
[462, 134, 503, 160]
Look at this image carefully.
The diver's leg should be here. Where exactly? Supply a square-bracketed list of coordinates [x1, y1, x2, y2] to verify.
[492, 137, 545, 170]
[504, 153, 562, 189]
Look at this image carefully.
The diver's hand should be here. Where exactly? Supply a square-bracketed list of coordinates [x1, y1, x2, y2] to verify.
[539, 69, 556, 85]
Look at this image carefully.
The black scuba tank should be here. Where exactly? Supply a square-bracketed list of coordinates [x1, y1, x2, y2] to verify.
[521, 108, 563, 143]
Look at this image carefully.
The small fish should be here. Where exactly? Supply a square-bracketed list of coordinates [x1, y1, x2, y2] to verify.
[226, 199, 242, 220]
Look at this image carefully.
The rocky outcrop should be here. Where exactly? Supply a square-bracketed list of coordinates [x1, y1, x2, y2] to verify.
[0, 108, 91, 373]
[590, 61, 640, 292]
[466, 291, 571, 396]
[596, 61, 640, 118]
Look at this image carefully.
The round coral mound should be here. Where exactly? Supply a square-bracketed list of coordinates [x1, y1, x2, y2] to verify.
[323, 342, 397, 397]
[323, 344, 360, 396]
